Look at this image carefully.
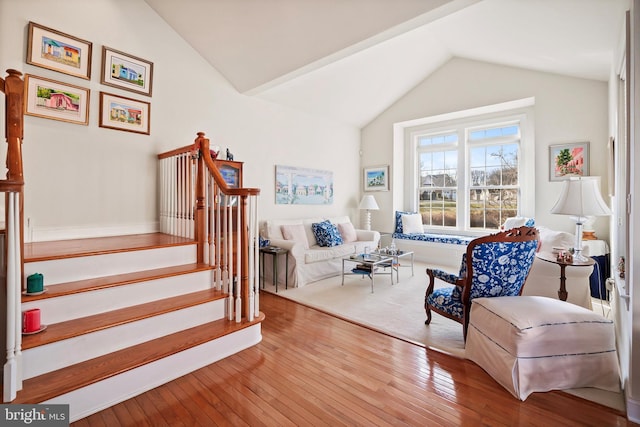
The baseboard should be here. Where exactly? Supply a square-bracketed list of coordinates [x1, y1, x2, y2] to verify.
[28, 222, 160, 242]
[627, 394, 640, 423]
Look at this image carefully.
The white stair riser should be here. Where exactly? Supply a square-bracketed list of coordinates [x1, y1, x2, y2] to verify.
[22, 299, 226, 380]
[21, 270, 214, 324]
[24, 245, 197, 286]
[46, 324, 262, 422]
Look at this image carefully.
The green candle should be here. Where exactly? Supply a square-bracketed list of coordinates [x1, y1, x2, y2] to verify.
[26, 273, 44, 294]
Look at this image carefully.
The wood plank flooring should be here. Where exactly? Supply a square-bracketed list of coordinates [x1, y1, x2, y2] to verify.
[73, 292, 633, 426]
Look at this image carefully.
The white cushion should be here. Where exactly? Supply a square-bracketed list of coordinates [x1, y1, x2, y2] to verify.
[281, 224, 310, 249]
[537, 225, 577, 254]
[304, 244, 354, 264]
[401, 213, 423, 234]
[265, 218, 302, 240]
[301, 218, 324, 247]
[338, 222, 357, 243]
[502, 217, 527, 230]
[329, 215, 351, 225]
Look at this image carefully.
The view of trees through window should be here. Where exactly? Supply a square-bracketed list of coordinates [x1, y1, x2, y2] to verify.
[417, 123, 520, 231]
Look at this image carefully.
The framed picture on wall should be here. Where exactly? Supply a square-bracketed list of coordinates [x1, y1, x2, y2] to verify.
[101, 46, 154, 96]
[364, 165, 389, 191]
[26, 22, 92, 80]
[549, 142, 589, 181]
[99, 91, 151, 135]
[24, 74, 90, 125]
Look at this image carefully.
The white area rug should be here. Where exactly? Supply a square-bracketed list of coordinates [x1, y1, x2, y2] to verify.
[261, 261, 625, 412]
[262, 261, 467, 357]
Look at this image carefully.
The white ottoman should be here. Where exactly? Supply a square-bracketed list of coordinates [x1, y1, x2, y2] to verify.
[466, 296, 620, 400]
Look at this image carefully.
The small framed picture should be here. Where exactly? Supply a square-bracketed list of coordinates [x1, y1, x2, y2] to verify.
[549, 142, 589, 181]
[24, 74, 89, 125]
[26, 22, 92, 80]
[364, 165, 390, 191]
[101, 46, 153, 96]
[99, 91, 151, 135]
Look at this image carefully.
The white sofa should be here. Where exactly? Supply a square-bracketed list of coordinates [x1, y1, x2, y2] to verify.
[262, 216, 380, 288]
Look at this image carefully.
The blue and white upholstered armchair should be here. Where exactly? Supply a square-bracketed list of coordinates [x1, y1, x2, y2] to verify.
[424, 226, 539, 340]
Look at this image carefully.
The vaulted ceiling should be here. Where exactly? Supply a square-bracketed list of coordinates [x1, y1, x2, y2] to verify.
[144, 0, 628, 127]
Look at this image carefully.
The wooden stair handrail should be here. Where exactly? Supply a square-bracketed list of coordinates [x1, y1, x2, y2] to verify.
[157, 133, 261, 321]
[156, 134, 259, 197]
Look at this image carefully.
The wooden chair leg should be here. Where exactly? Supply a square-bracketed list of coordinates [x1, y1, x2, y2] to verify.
[425, 269, 436, 325]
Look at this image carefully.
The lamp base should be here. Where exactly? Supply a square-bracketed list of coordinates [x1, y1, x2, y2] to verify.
[363, 210, 372, 231]
[573, 221, 588, 262]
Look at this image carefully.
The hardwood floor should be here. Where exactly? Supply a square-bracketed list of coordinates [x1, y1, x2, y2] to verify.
[73, 291, 633, 426]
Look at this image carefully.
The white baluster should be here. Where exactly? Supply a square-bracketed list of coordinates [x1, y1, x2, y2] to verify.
[251, 195, 260, 319]
[215, 186, 222, 290]
[227, 199, 233, 320]
[4, 193, 20, 401]
[235, 196, 242, 323]
[247, 196, 255, 321]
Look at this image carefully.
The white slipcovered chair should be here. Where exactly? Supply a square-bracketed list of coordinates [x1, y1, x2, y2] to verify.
[466, 295, 620, 400]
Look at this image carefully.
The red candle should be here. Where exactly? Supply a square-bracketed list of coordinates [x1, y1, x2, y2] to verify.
[22, 308, 41, 333]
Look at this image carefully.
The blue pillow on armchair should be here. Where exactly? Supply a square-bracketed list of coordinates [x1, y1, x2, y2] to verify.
[312, 220, 344, 247]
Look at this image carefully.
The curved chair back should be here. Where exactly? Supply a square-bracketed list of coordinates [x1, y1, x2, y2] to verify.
[461, 226, 539, 304]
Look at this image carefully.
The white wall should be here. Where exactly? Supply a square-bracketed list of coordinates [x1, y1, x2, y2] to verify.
[625, 1, 640, 421]
[0, 0, 362, 241]
[362, 57, 610, 241]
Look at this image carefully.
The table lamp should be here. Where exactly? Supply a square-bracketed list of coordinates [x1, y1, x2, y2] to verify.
[359, 195, 379, 231]
[550, 176, 612, 262]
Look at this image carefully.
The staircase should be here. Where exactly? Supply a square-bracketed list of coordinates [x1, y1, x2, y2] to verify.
[12, 233, 263, 422]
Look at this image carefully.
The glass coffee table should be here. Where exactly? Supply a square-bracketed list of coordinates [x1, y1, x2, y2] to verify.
[342, 253, 393, 293]
[372, 250, 414, 283]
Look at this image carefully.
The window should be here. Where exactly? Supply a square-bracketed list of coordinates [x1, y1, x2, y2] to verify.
[407, 104, 533, 234]
[467, 124, 520, 229]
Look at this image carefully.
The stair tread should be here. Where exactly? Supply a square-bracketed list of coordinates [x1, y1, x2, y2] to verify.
[22, 288, 227, 350]
[13, 313, 265, 404]
[21, 263, 213, 301]
[24, 232, 195, 262]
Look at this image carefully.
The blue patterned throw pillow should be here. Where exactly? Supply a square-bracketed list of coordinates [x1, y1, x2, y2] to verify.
[312, 220, 344, 247]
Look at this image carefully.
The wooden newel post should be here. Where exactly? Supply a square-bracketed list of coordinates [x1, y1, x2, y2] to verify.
[194, 132, 208, 264]
[3, 69, 24, 182]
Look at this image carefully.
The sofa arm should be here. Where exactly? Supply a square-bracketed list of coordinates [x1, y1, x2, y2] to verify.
[266, 238, 306, 259]
[355, 230, 380, 244]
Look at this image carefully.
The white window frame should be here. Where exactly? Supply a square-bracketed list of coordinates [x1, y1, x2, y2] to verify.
[394, 98, 535, 236]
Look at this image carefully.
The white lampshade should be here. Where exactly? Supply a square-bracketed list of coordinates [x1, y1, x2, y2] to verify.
[359, 195, 379, 210]
[550, 176, 611, 262]
[550, 177, 612, 219]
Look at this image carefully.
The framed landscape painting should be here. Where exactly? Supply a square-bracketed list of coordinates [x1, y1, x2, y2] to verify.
[549, 142, 589, 181]
[101, 46, 153, 96]
[24, 74, 89, 125]
[26, 22, 92, 80]
[364, 165, 389, 191]
[99, 92, 150, 135]
[275, 165, 333, 205]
